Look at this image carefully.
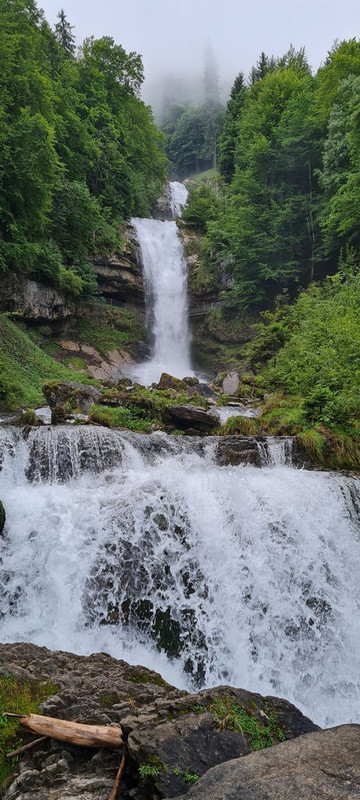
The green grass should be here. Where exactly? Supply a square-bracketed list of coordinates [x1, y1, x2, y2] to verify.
[0, 675, 58, 793]
[219, 416, 260, 436]
[76, 308, 144, 355]
[211, 698, 285, 751]
[0, 315, 90, 410]
[187, 168, 219, 184]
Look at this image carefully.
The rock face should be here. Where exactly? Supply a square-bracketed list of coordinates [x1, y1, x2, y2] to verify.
[0, 500, 5, 534]
[215, 436, 261, 467]
[93, 228, 144, 306]
[0, 643, 318, 800]
[0, 279, 74, 320]
[172, 724, 360, 800]
[168, 405, 220, 431]
[42, 381, 102, 414]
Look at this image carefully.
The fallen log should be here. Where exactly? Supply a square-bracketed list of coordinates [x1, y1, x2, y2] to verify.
[5, 712, 123, 750]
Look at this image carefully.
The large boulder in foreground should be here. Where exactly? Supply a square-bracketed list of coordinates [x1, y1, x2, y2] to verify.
[172, 724, 360, 800]
[0, 643, 318, 800]
[168, 405, 220, 431]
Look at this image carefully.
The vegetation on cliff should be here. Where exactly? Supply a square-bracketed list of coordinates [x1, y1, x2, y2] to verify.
[0, 0, 166, 299]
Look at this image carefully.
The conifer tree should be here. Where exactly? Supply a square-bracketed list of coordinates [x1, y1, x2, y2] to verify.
[54, 8, 75, 57]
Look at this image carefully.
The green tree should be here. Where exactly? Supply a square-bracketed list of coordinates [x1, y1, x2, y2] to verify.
[54, 8, 75, 57]
[218, 72, 247, 182]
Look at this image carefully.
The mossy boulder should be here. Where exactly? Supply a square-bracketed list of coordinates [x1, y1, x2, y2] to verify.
[157, 373, 187, 392]
[42, 381, 102, 414]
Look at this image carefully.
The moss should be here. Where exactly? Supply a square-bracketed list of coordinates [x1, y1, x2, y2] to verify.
[0, 675, 58, 793]
[211, 697, 285, 751]
[125, 668, 168, 687]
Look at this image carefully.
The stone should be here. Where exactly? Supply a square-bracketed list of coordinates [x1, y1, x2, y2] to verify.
[93, 227, 144, 306]
[0, 644, 318, 800]
[58, 340, 81, 352]
[215, 436, 261, 467]
[222, 372, 240, 395]
[127, 687, 317, 799]
[0, 500, 5, 534]
[1, 280, 74, 321]
[168, 405, 220, 431]
[34, 407, 52, 425]
[42, 382, 102, 414]
[157, 373, 187, 391]
[171, 724, 360, 800]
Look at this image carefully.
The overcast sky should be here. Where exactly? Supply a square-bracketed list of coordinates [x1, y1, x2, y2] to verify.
[40, 0, 360, 107]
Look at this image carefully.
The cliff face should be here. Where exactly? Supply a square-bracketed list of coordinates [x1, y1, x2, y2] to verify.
[93, 226, 145, 308]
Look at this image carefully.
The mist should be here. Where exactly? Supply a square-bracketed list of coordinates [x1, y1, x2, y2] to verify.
[40, 0, 360, 111]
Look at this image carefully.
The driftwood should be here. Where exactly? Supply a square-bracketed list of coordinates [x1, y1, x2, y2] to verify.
[5, 712, 123, 750]
[7, 736, 48, 759]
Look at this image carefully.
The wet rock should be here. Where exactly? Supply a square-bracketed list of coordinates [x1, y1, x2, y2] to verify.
[215, 436, 261, 467]
[171, 724, 360, 800]
[0, 500, 5, 534]
[0, 644, 318, 800]
[183, 377, 200, 387]
[42, 381, 102, 414]
[157, 373, 187, 391]
[186, 383, 218, 400]
[168, 405, 220, 431]
[221, 372, 240, 395]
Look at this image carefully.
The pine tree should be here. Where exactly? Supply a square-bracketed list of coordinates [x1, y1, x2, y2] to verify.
[54, 8, 75, 57]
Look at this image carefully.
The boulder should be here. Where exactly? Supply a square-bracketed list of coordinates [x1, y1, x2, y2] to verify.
[127, 688, 317, 799]
[0, 500, 5, 534]
[222, 372, 240, 395]
[216, 436, 261, 467]
[157, 373, 187, 392]
[42, 382, 102, 414]
[168, 405, 220, 431]
[171, 724, 360, 800]
[0, 643, 318, 800]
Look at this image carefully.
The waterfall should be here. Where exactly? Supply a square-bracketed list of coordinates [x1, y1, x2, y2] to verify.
[1, 424, 360, 728]
[129, 181, 192, 385]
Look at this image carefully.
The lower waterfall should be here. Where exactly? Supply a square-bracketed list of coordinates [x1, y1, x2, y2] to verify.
[1, 425, 360, 728]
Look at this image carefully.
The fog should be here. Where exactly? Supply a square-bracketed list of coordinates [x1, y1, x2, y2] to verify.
[40, 0, 360, 111]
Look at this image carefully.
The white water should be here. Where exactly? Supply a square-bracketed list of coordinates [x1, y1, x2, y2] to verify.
[1, 425, 360, 727]
[129, 182, 192, 385]
[169, 181, 189, 218]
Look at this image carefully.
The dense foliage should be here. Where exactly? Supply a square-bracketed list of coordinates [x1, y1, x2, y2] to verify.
[0, 0, 166, 297]
[184, 41, 360, 311]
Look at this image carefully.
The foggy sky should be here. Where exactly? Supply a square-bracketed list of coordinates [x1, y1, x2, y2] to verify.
[40, 0, 360, 107]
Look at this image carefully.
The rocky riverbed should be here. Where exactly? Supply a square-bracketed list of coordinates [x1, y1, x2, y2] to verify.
[1, 644, 359, 799]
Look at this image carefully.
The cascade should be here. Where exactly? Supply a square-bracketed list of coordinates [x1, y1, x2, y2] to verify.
[129, 181, 192, 385]
[1, 424, 360, 728]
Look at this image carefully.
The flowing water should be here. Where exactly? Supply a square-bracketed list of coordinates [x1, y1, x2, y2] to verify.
[129, 181, 192, 385]
[1, 425, 360, 728]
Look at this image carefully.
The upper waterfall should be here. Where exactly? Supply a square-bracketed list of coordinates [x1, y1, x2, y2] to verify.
[129, 182, 192, 385]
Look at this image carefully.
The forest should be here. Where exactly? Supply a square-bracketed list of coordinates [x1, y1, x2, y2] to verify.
[0, 0, 360, 465]
[177, 42, 360, 466]
[0, 0, 166, 297]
